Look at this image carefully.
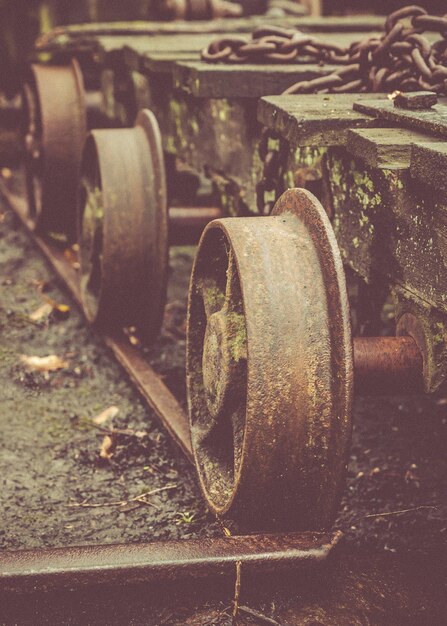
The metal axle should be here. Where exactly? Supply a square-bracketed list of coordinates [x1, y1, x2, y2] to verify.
[169, 206, 222, 245]
[354, 335, 423, 395]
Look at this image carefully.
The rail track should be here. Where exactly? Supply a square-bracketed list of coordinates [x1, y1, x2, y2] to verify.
[1, 5, 446, 616]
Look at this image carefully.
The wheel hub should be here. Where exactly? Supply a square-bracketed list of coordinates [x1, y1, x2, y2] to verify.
[202, 307, 244, 419]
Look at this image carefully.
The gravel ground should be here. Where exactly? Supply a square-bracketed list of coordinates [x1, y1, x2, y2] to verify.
[0, 197, 446, 625]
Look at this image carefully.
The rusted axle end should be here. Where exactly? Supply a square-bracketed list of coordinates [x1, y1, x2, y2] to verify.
[169, 206, 222, 245]
[354, 336, 423, 395]
[0, 531, 341, 594]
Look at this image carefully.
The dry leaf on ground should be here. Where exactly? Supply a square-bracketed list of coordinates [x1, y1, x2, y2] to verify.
[93, 406, 119, 425]
[29, 302, 53, 321]
[20, 354, 70, 372]
[99, 435, 116, 460]
[63, 246, 80, 270]
[43, 296, 71, 319]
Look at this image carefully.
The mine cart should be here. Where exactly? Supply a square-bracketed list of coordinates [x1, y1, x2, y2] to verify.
[2, 5, 447, 541]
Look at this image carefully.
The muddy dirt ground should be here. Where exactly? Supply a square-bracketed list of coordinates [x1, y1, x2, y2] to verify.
[0, 194, 447, 625]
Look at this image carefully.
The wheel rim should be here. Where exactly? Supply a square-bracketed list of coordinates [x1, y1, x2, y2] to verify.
[187, 188, 353, 531]
[22, 60, 87, 238]
[22, 81, 43, 224]
[78, 110, 168, 342]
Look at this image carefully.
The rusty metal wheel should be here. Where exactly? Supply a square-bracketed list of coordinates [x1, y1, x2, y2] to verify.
[187, 188, 354, 531]
[78, 109, 168, 342]
[22, 60, 87, 240]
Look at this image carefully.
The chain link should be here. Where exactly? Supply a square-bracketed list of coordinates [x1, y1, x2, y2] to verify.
[202, 7, 447, 97]
[202, 5, 447, 214]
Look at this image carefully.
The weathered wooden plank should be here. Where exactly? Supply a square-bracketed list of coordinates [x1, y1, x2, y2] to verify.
[411, 143, 447, 194]
[147, 86, 261, 212]
[326, 147, 447, 317]
[353, 99, 447, 139]
[173, 61, 333, 98]
[122, 33, 233, 71]
[40, 32, 227, 66]
[40, 15, 384, 39]
[347, 128, 440, 170]
[258, 94, 386, 147]
[142, 51, 200, 74]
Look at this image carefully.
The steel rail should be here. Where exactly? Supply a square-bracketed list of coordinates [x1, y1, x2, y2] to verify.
[0, 532, 342, 593]
[0, 176, 193, 460]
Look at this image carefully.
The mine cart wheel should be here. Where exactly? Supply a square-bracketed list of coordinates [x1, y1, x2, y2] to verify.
[22, 60, 87, 240]
[187, 188, 354, 532]
[78, 109, 168, 342]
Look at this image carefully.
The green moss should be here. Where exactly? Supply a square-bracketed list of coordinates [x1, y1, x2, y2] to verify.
[383, 169, 404, 190]
[327, 154, 346, 191]
[225, 311, 247, 363]
[294, 146, 326, 168]
[286, 169, 295, 189]
[189, 118, 199, 135]
[201, 280, 225, 312]
[169, 98, 188, 151]
[210, 99, 232, 124]
[353, 170, 374, 192]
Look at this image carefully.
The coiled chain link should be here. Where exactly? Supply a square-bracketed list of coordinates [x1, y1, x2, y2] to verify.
[202, 5, 447, 96]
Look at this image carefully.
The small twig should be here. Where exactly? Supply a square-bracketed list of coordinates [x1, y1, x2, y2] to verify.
[202, 605, 232, 626]
[75, 416, 148, 439]
[238, 606, 282, 626]
[68, 499, 128, 509]
[105, 427, 147, 438]
[364, 505, 438, 519]
[232, 560, 242, 623]
[94, 422, 148, 438]
[67, 484, 177, 509]
[131, 496, 160, 510]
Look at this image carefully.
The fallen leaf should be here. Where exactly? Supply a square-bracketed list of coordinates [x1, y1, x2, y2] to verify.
[124, 326, 141, 347]
[20, 354, 70, 372]
[64, 246, 80, 270]
[29, 302, 53, 322]
[43, 296, 71, 320]
[93, 406, 119, 426]
[99, 435, 115, 460]
[134, 430, 147, 439]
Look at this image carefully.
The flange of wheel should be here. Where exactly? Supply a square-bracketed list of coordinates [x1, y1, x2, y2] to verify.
[22, 59, 87, 240]
[78, 109, 168, 343]
[187, 188, 354, 532]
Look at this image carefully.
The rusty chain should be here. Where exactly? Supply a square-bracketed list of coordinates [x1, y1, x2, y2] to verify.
[201, 5, 447, 96]
[202, 5, 447, 214]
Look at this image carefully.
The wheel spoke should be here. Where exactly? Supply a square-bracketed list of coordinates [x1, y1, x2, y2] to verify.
[196, 243, 247, 478]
